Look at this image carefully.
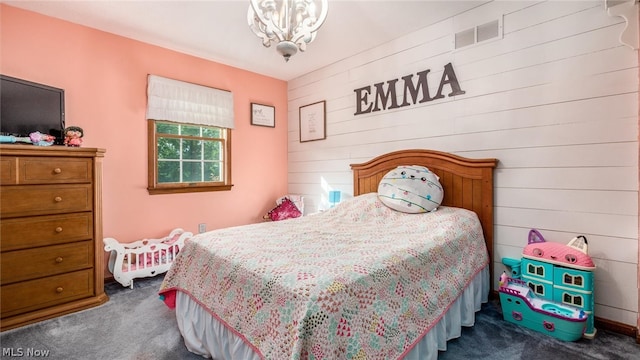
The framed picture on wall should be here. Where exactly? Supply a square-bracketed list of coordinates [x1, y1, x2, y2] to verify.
[250, 103, 275, 127]
[299, 100, 326, 142]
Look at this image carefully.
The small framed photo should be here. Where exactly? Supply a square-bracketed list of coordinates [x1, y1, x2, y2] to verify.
[250, 103, 275, 127]
[299, 100, 326, 142]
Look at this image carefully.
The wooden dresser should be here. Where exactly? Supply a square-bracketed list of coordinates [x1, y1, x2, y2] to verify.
[0, 145, 108, 331]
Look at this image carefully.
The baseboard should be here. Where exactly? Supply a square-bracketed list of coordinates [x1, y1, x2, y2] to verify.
[594, 316, 638, 341]
[491, 290, 638, 341]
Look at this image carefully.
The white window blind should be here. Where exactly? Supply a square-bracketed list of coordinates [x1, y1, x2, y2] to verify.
[146, 75, 234, 129]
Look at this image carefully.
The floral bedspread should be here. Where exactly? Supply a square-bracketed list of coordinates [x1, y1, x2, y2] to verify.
[159, 193, 488, 360]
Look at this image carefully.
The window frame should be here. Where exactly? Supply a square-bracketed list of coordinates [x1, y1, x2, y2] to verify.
[527, 281, 545, 297]
[563, 273, 584, 287]
[562, 292, 584, 307]
[147, 119, 232, 195]
[527, 263, 545, 277]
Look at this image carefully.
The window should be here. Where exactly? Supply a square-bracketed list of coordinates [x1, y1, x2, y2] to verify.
[562, 293, 583, 307]
[527, 263, 545, 277]
[145, 75, 234, 195]
[148, 120, 232, 194]
[563, 273, 584, 287]
[527, 282, 545, 296]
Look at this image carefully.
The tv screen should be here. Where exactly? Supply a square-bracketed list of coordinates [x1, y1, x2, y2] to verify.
[0, 75, 65, 144]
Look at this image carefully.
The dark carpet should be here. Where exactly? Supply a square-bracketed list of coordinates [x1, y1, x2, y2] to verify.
[1, 275, 638, 359]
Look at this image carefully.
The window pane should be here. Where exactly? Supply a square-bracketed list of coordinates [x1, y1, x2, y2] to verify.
[182, 124, 201, 136]
[149, 119, 231, 194]
[203, 140, 221, 161]
[574, 277, 583, 286]
[158, 138, 180, 159]
[158, 161, 180, 183]
[182, 139, 202, 160]
[157, 123, 179, 135]
[183, 161, 202, 182]
[204, 162, 221, 181]
[202, 127, 221, 138]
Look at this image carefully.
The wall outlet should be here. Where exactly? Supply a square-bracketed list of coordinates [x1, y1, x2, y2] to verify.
[198, 223, 206, 233]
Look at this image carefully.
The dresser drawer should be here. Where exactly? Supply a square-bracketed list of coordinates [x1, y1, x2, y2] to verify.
[553, 288, 594, 311]
[522, 258, 554, 281]
[0, 184, 92, 218]
[1, 241, 93, 284]
[553, 266, 593, 290]
[1, 269, 94, 318]
[18, 157, 92, 184]
[522, 275, 554, 300]
[1, 213, 93, 252]
[0, 156, 16, 185]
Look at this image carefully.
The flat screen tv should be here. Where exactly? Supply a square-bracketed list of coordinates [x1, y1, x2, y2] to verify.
[1, 75, 65, 145]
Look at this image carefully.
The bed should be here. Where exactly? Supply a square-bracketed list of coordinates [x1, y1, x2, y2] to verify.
[159, 149, 497, 360]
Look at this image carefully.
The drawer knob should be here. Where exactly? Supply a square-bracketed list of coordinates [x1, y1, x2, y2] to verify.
[56, 287, 64, 293]
[54, 168, 62, 174]
[54, 196, 62, 202]
[55, 257, 63, 263]
[55, 227, 63, 233]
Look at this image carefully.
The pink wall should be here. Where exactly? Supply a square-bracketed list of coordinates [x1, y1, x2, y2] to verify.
[1, 6, 289, 245]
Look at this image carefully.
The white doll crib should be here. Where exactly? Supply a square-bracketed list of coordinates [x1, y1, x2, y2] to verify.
[104, 228, 193, 288]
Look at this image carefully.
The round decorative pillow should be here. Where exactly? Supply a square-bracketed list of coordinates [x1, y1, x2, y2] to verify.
[377, 165, 444, 213]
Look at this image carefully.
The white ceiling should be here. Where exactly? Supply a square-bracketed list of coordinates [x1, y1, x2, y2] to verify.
[4, 0, 485, 81]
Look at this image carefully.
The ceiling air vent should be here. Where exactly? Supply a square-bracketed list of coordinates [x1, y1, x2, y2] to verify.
[455, 18, 502, 49]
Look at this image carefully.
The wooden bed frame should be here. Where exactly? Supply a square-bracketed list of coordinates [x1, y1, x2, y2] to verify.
[351, 149, 498, 287]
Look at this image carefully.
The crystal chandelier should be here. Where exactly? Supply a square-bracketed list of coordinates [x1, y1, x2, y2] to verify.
[247, 0, 329, 62]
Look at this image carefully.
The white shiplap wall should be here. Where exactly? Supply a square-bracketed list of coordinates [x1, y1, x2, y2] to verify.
[286, 1, 638, 326]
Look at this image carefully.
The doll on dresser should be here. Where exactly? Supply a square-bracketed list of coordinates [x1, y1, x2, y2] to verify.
[64, 126, 84, 147]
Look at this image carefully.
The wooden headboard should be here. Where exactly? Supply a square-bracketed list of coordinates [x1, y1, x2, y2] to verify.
[350, 149, 498, 285]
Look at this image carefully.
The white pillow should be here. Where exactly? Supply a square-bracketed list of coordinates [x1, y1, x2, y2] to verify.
[377, 165, 444, 213]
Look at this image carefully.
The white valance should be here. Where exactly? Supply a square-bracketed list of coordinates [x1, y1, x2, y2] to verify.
[146, 75, 234, 129]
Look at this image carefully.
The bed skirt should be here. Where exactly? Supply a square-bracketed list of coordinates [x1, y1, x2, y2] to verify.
[174, 266, 490, 360]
